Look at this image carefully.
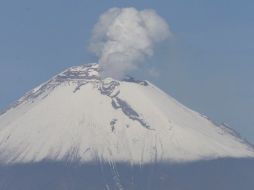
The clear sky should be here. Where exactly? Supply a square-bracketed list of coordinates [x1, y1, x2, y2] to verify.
[0, 0, 253, 142]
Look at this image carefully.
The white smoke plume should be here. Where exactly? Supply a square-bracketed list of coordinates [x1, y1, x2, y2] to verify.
[89, 7, 171, 79]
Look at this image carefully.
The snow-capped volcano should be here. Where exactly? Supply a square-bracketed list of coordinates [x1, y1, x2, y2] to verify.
[0, 63, 253, 164]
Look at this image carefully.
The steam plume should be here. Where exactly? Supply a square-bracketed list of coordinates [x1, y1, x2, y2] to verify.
[89, 7, 171, 78]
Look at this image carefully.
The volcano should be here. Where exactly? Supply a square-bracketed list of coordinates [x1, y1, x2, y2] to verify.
[0, 63, 253, 164]
[0, 63, 254, 190]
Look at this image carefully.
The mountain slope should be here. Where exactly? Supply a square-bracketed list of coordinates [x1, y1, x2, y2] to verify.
[0, 63, 253, 164]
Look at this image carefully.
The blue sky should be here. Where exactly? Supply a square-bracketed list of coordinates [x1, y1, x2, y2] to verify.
[0, 0, 254, 142]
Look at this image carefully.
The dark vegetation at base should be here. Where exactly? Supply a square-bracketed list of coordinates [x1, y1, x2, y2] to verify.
[0, 158, 253, 190]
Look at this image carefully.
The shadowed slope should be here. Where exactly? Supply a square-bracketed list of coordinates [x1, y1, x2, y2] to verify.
[0, 158, 254, 190]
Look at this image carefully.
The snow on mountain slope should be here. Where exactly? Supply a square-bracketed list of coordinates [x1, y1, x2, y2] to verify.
[0, 63, 253, 164]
